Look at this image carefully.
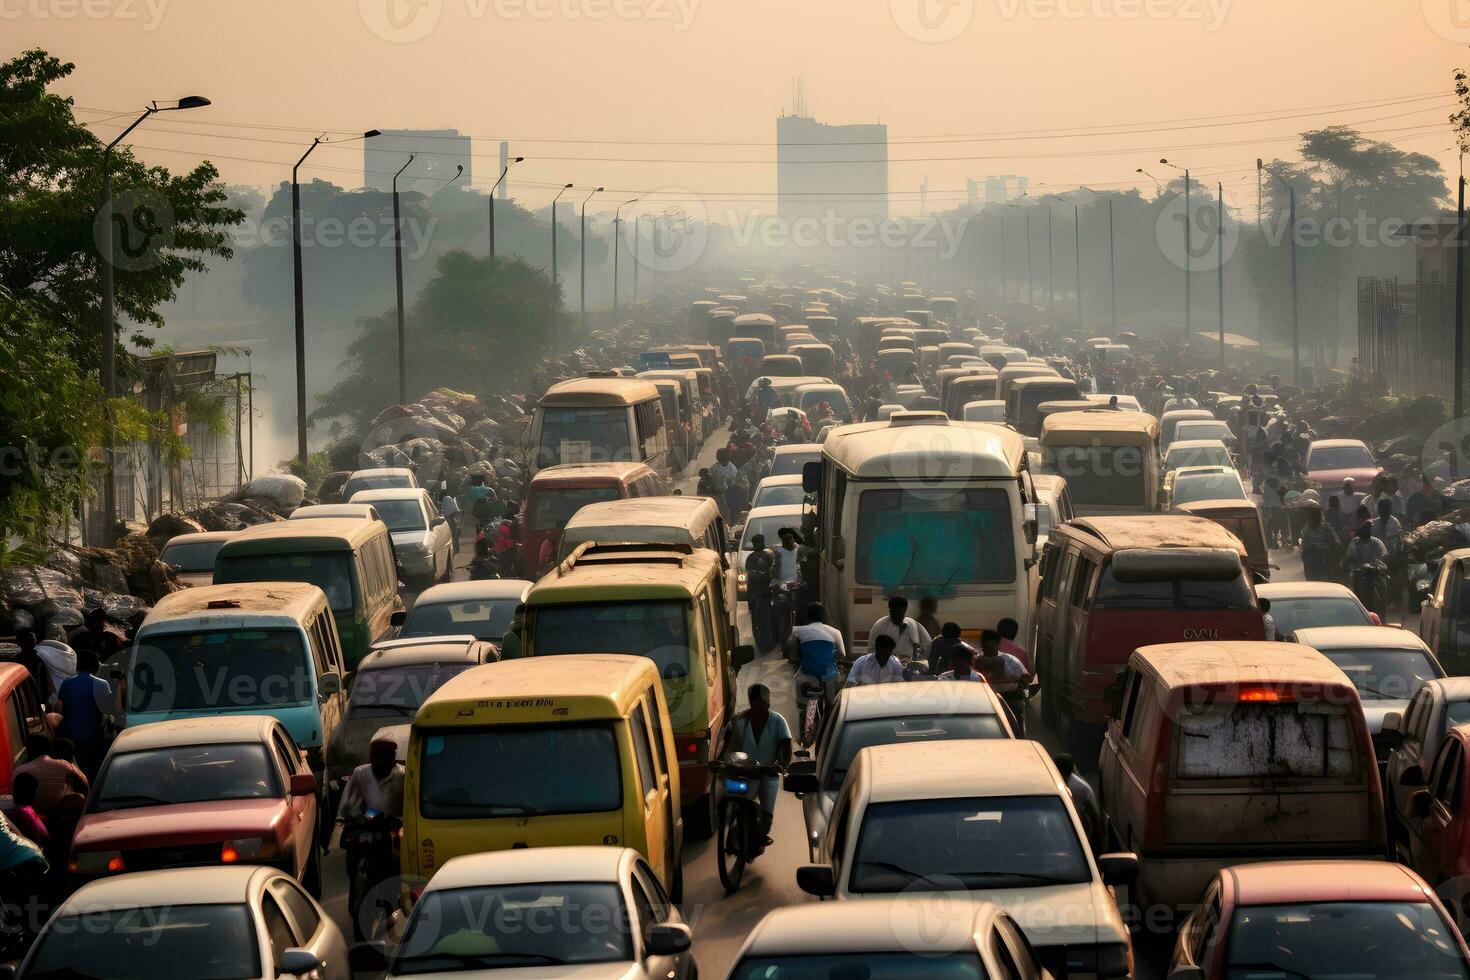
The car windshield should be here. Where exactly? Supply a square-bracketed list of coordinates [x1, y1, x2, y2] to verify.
[538, 408, 633, 466]
[25, 904, 261, 980]
[742, 515, 801, 550]
[530, 487, 621, 530]
[345, 474, 411, 496]
[93, 743, 278, 811]
[129, 628, 311, 713]
[770, 453, 818, 477]
[1266, 596, 1372, 635]
[1167, 446, 1232, 472]
[1093, 566, 1256, 611]
[849, 795, 1090, 894]
[159, 541, 226, 572]
[752, 484, 810, 509]
[1172, 472, 1247, 505]
[370, 499, 427, 533]
[826, 714, 1008, 790]
[418, 723, 622, 818]
[731, 953, 987, 979]
[348, 663, 478, 719]
[1047, 445, 1149, 507]
[215, 552, 355, 609]
[798, 391, 850, 417]
[400, 598, 520, 640]
[855, 488, 1016, 591]
[1321, 647, 1442, 701]
[1309, 445, 1375, 471]
[1225, 901, 1469, 979]
[531, 600, 690, 681]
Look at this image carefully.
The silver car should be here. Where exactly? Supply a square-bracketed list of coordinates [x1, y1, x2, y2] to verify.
[350, 487, 454, 587]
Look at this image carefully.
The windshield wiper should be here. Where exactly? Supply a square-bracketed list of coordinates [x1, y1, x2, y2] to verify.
[856, 860, 944, 885]
[1224, 961, 1308, 979]
[95, 793, 172, 809]
[950, 870, 1086, 885]
[398, 951, 570, 967]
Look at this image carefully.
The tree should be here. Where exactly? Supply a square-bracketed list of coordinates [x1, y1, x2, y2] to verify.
[311, 250, 559, 429]
[0, 49, 243, 373]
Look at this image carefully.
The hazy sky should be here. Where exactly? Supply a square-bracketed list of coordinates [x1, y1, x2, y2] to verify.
[13, 0, 1468, 217]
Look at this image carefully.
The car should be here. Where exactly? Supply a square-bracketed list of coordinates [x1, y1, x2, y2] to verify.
[1085, 393, 1142, 412]
[767, 443, 822, 477]
[1256, 580, 1378, 636]
[1172, 418, 1237, 449]
[784, 680, 1014, 861]
[1162, 438, 1234, 475]
[325, 635, 497, 806]
[9, 865, 347, 979]
[748, 473, 811, 511]
[158, 531, 237, 588]
[798, 740, 1134, 978]
[735, 503, 806, 597]
[288, 502, 384, 523]
[349, 487, 454, 587]
[1397, 722, 1470, 925]
[1164, 465, 1247, 508]
[353, 846, 693, 978]
[1306, 437, 1382, 488]
[1168, 861, 1470, 979]
[394, 579, 532, 642]
[1384, 677, 1470, 836]
[726, 898, 1056, 980]
[1293, 625, 1446, 752]
[69, 716, 323, 894]
[340, 466, 418, 500]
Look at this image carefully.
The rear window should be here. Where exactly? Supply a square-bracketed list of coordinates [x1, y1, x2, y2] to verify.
[130, 628, 311, 713]
[1225, 901, 1469, 980]
[1094, 565, 1255, 611]
[530, 487, 621, 530]
[1320, 647, 1442, 702]
[215, 551, 355, 609]
[1267, 597, 1372, 635]
[1174, 701, 1357, 780]
[531, 600, 690, 679]
[160, 540, 227, 572]
[826, 714, 1007, 790]
[418, 723, 622, 818]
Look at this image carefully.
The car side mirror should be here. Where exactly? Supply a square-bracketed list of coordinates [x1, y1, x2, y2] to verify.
[317, 671, 341, 697]
[796, 864, 837, 898]
[1408, 789, 1433, 820]
[279, 949, 322, 977]
[647, 922, 692, 956]
[784, 772, 820, 794]
[348, 943, 390, 972]
[1097, 852, 1139, 886]
[289, 772, 318, 797]
[1402, 764, 1427, 788]
[390, 610, 406, 627]
[732, 644, 755, 670]
[802, 460, 822, 494]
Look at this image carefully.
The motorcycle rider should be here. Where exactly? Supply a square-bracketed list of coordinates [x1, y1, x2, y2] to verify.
[335, 737, 405, 902]
[727, 684, 791, 849]
[1344, 521, 1390, 619]
[787, 602, 844, 723]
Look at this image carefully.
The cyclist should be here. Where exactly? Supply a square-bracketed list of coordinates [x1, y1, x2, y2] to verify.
[727, 684, 791, 849]
[787, 603, 844, 738]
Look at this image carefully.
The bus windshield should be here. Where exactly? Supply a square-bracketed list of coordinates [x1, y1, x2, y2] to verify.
[538, 408, 632, 466]
[1049, 445, 1148, 508]
[855, 487, 1016, 591]
[530, 487, 621, 530]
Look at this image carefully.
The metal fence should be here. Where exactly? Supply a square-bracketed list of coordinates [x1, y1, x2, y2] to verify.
[1357, 276, 1456, 397]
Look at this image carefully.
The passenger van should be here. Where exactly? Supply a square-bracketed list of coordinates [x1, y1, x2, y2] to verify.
[731, 312, 777, 348]
[403, 655, 685, 900]
[1173, 499, 1272, 582]
[528, 377, 668, 476]
[125, 583, 347, 776]
[942, 374, 999, 420]
[808, 415, 1035, 655]
[213, 518, 402, 671]
[996, 364, 1060, 407]
[1098, 641, 1385, 909]
[522, 462, 663, 572]
[727, 337, 766, 376]
[760, 353, 804, 377]
[522, 544, 753, 837]
[1158, 408, 1216, 453]
[1034, 516, 1265, 746]
[962, 400, 1006, 424]
[640, 376, 695, 468]
[1040, 410, 1161, 516]
[1005, 376, 1083, 438]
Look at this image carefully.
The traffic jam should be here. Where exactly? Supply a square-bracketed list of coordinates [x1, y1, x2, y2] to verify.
[6, 283, 1470, 980]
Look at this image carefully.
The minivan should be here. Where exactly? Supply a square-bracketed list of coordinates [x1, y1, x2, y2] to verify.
[522, 462, 664, 570]
[1098, 640, 1385, 910]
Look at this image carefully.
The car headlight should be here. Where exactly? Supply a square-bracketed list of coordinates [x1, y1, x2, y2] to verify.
[71, 850, 125, 874]
[221, 837, 277, 863]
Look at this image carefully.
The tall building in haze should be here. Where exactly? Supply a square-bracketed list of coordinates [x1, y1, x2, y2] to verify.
[776, 113, 888, 223]
[365, 129, 472, 197]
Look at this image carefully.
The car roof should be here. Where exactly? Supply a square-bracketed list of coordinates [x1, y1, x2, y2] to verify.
[412, 580, 533, 604]
[841, 680, 1005, 722]
[529, 545, 721, 602]
[110, 714, 279, 752]
[740, 899, 996, 957]
[160, 531, 238, 546]
[1309, 439, 1370, 450]
[1255, 581, 1363, 601]
[1066, 514, 1245, 552]
[421, 655, 656, 714]
[349, 487, 429, 502]
[290, 504, 379, 519]
[822, 417, 1025, 479]
[1292, 625, 1430, 652]
[1167, 439, 1232, 453]
[564, 496, 719, 530]
[425, 846, 630, 893]
[143, 582, 326, 625]
[772, 443, 823, 456]
[856, 739, 1059, 802]
[1133, 641, 1352, 690]
[219, 517, 386, 550]
[756, 474, 806, 487]
[348, 467, 413, 478]
[529, 462, 652, 483]
[55, 865, 274, 915]
[743, 504, 807, 525]
[360, 637, 493, 669]
[1226, 861, 1433, 907]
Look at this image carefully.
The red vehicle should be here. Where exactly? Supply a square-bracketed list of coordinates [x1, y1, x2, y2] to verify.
[1034, 516, 1266, 742]
[1305, 437, 1382, 489]
[520, 461, 664, 570]
[69, 715, 323, 895]
[0, 663, 51, 795]
[1400, 722, 1470, 925]
[1169, 861, 1470, 978]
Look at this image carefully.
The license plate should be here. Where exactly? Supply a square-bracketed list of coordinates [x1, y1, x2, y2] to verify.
[725, 778, 750, 794]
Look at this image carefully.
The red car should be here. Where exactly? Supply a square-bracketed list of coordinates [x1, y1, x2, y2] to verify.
[1305, 438, 1382, 492]
[1401, 722, 1470, 926]
[1170, 860, 1470, 978]
[69, 715, 321, 895]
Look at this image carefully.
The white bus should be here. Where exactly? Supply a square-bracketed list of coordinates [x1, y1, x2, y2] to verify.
[807, 414, 1037, 657]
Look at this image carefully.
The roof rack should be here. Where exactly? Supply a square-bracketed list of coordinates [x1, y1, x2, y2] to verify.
[557, 540, 692, 576]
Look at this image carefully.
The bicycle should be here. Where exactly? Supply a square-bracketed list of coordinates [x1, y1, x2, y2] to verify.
[796, 677, 833, 748]
[710, 753, 782, 894]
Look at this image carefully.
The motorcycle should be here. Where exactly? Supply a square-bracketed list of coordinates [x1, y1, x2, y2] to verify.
[1349, 560, 1389, 622]
[343, 808, 402, 942]
[710, 752, 782, 894]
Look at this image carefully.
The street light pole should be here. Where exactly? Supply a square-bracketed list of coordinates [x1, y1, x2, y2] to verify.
[998, 212, 1008, 303]
[612, 198, 638, 321]
[1006, 204, 1032, 304]
[1270, 171, 1301, 386]
[550, 183, 573, 342]
[488, 155, 523, 258]
[632, 215, 641, 302]
[98, 96, 210, 545]
[580, 186, 603, 334]
[1161, 159, 1191, 342]
[1217, 181, 1226, 370]
[392, 154, 416, 406]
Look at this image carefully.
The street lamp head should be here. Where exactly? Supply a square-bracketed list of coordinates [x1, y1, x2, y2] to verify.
[1135, 168, 1145, 174]
[596, 186, 605, 192]
[564, 183, 574, 189]
[363, 129, 382, 139]
[513, 156, 525, 163]
[1159, 158, 1169, 165]
[174, 96, 211, 110]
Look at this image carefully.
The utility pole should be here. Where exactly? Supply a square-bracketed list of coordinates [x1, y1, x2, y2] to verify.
[580, 186, 603, 334]
[612, 199, 637, 321]
[391, 154, 416, 406]
[1161, 159, 1191, 341]
[488, 155, 523, 258]
[632, 215, 640, 302]
[1107, 199, 1116, 332]
[1457, 170, 1467, 417]
[1217, 182, 1226, 370]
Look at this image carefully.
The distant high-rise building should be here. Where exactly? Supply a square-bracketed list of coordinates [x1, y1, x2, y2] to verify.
[365, 129, 472, 196]
[966, 175, 1029, 208]
[776, 113, 888, 223]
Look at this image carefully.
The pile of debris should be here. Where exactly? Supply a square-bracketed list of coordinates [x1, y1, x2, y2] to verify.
[1, 536, 179, 640]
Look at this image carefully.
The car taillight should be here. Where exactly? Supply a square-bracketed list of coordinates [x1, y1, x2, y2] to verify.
[1237, 687, 1283, 702]
[677, 732, 708, 763]
[220, 845, 240, 863]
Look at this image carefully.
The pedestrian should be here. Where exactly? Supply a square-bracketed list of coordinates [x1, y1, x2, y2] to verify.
[10, 629, 50, 704]
[438, 486, 461, 544]
[744, 534, 779, 652]
[915, 597, 941, 640]
[500, 604, 526, 660]
[12, 736, 86, 819]
[1299, 505, 1340, 582]
[846, 634, 906, 686]
[1260, 597, 1277, 641]
[51, 649, 111, 777]
[937, 641, 985, 681]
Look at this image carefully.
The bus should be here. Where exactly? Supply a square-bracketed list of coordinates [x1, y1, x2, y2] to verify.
[529, 378, 668, 476]
[1039, 410, 1161, 516]
[806, 414, 1036, 656]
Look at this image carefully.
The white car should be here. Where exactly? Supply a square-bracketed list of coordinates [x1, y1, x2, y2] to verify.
[396, 579, 533, 641]
[350, 487, 454, 587]
[727, 898, 1055, 979]
[340, 466, 417, 500]
[289, 502, 383, 523]
[1173, 418, 1237, 449]
[1165, 465, 1247, 507]
[735, 503, 805, 598]
[798, 739, 1134, 978]
[784, 681, 1014, 861]
[767, 443, 823, 478]
[1256, 581, 1377, 636]
[749, 473, 810, 511]
[12, 865, 347, 979]
[1294, 625, 1446, 746]
[356, 846, 694, 979]
[1163, 439, 1234, 475]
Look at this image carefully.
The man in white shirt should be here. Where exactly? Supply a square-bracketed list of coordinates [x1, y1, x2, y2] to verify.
[846, 635, 906, 687]
[868, 595, 932, 661]
[775, 527, 801, 584]
[938, 641, 985, 682]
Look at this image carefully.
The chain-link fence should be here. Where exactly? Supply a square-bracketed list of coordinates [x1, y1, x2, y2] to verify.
[1357, 276, 1457, 397]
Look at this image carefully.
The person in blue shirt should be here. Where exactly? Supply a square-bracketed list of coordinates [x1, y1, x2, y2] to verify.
[787, 602, 845, 717]
[727, 684, 791, 848]
[52, 650, 111, 777]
